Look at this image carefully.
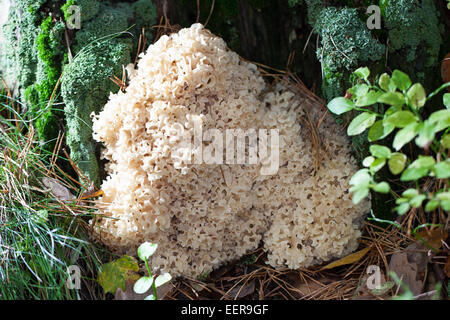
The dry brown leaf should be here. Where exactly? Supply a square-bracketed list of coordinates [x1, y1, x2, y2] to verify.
[389, 242, 428, 296]
[320, 247, 371, 271]
[42, 177, 75, 201]
[415, 228, 448, 251]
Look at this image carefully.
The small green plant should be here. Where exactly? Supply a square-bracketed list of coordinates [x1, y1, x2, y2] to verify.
[133, 242, 172, 300]
[327, 67, 450, 215]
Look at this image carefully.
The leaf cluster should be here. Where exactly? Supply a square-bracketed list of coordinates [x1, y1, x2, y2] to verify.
[327, 67, 450, 215]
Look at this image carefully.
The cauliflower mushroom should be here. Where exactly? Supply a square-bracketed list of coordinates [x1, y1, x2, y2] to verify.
[91, 24, 370, 278]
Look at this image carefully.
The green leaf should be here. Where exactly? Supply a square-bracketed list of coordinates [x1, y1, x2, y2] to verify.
[433, 161, 450, 179]
[410, 195, 426, 208]
[350, 169, 372, 204]
[385, 106, 400, 117]
[415, 121, 435, 148]
[351, 187, 370, 204]
[384, 111, 417, 128]
[396, 197, 409, 204]
[154, 272, 172, 287]
[388, 152, 407, 175]
[350, 169, 371, 187]
[402, 189, 419, 199]
[428, 109, 450, 133]
[425, 200, 439, 212]
[429, 109, 450, 123]
[347, 112, 377, 136]
[133, 276, 154, 294]
[355, 90, 382, 107]
[368, 120, 395, 142]
[391, 70, 412, 91]
[372, 182, 390, 193]
[400, 167, 429, 181]
[378, 73, 390, 91]
[393, 122, 419, 151]
[441, 200, 450, 211]
[441, 134, 450, 149]
[138, 242, 158, 261]
[370, 145, 391, 158]
[444, 93, 450, 109]
[433, 120, 450, 134]
[436, 192, 450, 201]
[412, 156, 436, 169]
[327, 97, 354, 115]
[370, 157, 386, 173]
[355, 84, 369, 97]
[363, 156, 375, 167]
[406, 83, 426, 109]
[348, 84, 369, 99]
[396, 202, 410, 215]
[400, 156, 435, 181]
[377, 92, 405, 106]
[98, 256, 140, 294]
[354, 67, 370, 80]
[388, 79, 397, 92]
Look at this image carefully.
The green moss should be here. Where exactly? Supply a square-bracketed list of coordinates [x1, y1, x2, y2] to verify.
[1, 0, 46, 95]
[312, 7, 385, 100]
[305, 0, 325, 25]
[131, 0, 157, 31]
[306, 0, 443, 100]
[2, 0, 156, 183]
[0, 1, 65, 147]
[73, 3, 132, 52]
[383, 0, 442, 85]
[60, 0, 156, 185]
[25, 17, 65, 145]
[62, 0, 99, 23]
[61, 40, 132, 185]
[306, 0, 444, 101]
[61, 0, 76, 22]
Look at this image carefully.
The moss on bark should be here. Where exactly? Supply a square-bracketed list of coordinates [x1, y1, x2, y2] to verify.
[1, 0, 156, 185]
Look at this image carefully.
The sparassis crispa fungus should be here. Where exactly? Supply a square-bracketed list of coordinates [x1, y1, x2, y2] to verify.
[91, 24, 370, 278]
